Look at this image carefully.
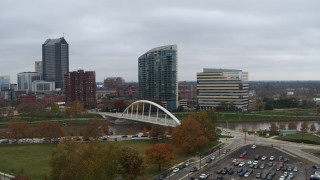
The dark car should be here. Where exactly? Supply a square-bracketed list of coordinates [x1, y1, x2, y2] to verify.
[206, 158, 212, 163]
[278, 156, 283, 161]
[228, 169, 234, 175]
[254, 164, 259, 169]
[261, 172, 268, 179]
[216, 176, 223, 180]
[313, 164, 320, 169]
[287, 166, 292, 172]
[255, 155, 261, 160]
[266, 174, 273, 180]
[189, 166, 198, 172]
[249, 164, 254, 168]
[268, 162, 273, 167]
[237, 168, 243, 173]
[282, 166, 287, 171]
[276, 165, 282, 171]
[216, 168, 223, 174]
[156, 173, 167, 180]
[221, 169, 227, 175]
[179, 164, 186, 169]
[239, 171, 246, 177]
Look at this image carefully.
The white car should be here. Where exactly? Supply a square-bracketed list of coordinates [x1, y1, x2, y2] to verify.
[279, 175, 285, 180]
[199, 173, 209, 179]
[211, 156, 216, 160]
[269, 156, 275, 161]
[253, 161, 259, 165]
[232, 158, 238, 163]
[239, 162, 245, 167]
[173, 167, 179, 173]
[251, 144, 256, 149]
[261, 156, 267, 160]
[247, 160, 252, 165]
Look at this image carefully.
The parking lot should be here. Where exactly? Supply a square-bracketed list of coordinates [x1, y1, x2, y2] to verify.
[191, 144, 314, 180]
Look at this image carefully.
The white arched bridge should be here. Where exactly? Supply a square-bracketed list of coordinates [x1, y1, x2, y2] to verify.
[97, 100, 181, 127]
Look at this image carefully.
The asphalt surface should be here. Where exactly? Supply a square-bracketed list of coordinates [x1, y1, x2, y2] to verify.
[190, 144, 312, 180]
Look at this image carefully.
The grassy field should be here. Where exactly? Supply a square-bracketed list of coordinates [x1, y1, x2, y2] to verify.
[173, 108, 320, 122]
[0, 140, 220, 180]
[0, 143, 56, 179]
[274, 133, 320, 145]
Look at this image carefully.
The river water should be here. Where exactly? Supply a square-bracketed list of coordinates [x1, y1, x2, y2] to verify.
[217, 121, 320, 131]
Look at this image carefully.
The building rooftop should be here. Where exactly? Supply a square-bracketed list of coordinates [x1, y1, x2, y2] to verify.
[43, 37, 67, 45]
[203, 68, 242, 73]
[145, 45, 177, 54]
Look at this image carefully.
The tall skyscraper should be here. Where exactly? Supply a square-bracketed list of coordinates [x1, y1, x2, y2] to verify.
[197, 68, 249, 111]
[138, 45, 178, 111]
[42, 37, 69, 90]
[64, 70, 96, 109]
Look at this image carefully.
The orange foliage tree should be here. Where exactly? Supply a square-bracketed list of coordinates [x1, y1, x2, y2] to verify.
[149, 124, 166, 141]
[188, 111, 217, 141]
[144, 143, 174, 171]
[171, 118, 209, 153]
[35, 121, 64, 139]
[83, 119, 109, 140]
[6, 119, 30, 139]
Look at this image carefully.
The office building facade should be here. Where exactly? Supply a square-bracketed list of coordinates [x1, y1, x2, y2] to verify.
[64, 70, 96, 109]
[138, 45, 178, 111]
[31, 80, 55, 93]
[197, 68, 249, 111]
[0, 76, 10, 91]
[42, 37, 69, 90]
[17, 72, 42, 93]
[35, 61, 42, 74]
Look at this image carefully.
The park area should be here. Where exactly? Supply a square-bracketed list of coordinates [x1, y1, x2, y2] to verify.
[0, 139, 219, 179]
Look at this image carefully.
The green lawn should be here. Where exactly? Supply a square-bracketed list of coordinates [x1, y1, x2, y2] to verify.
[0, 144, 56, 179]
[274, 133, 320, 145]
[0, 140, 220, 180]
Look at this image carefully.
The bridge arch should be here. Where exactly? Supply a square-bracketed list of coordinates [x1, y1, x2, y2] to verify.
[121, 100, 181, 127]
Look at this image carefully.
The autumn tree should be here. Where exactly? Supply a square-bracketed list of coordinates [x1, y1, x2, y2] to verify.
[50, 138, 121, 180]
[83, 119, 109, 140]
[269, 122, 279, 135]
[300, 122, 309, 132]
[310, 123, 316, 132]
[142, 127, 148, 135]
[279, 123, 286, 130]
[35, 121, 63, 139]
[288, 121, 297, 130]
[6, 119, 30, 139]
[188, 111, 217, 141]
[119, 147, 145, 180]
[51, 103, 60, 116]
[171, 118, 209, 153]
[71, 101, 84, 118]
[149, 124, 166, 141]
[144, 143, 174, 171]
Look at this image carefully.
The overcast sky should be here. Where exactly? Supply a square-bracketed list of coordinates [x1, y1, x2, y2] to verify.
[1, 0, 320, 83]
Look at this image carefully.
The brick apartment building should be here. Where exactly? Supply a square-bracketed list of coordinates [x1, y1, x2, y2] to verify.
[64, 70, 96, 109]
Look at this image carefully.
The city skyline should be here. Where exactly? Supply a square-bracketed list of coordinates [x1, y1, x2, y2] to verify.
[1, 1, 320, 83]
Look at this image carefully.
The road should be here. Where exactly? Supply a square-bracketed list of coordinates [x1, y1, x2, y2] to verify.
[161, 127, 320, 180]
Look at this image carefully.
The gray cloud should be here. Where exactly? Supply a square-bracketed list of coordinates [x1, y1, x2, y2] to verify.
[1, 0, 320, 83]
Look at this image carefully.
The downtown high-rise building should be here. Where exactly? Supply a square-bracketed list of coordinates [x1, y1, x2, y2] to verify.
[64, 70, 97, 109]
[138, 45, 178, 111]
[0, 76, 10, 91]
[42, 37, 69, 90]
[197, 68, 249, 111]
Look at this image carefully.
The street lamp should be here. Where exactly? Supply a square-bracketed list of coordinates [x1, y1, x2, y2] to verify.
[197, 152, 202, 169]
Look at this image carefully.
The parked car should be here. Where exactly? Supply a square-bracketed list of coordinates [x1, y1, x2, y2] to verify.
[190, 166, 198, 172]
[293, 166, 298, 172]
[199, 173, 209, 179]
[268, 161, 273, 167]
[269, 156, 275, 161]
[261, 156, 267, 160]
[211, 156, 216, 160]
[260, 163, 265, 169]
[251, 144, 257, 149]
[173, 167, 179, 173]
[255, 155, 261, 160]
[206, 158, 212, 163]
[156, 173, 167, 180]
[256, 172, 261, 178]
